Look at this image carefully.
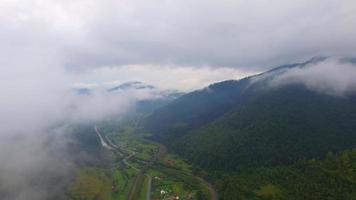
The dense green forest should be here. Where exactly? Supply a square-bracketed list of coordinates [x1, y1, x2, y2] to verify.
[173, 86, 356, 170]
[143, 58, 321, 143]
[143, 59, 356, 199]
[216, 149, 356, 200]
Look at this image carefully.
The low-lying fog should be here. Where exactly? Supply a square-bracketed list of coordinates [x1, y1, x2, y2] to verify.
[1, 0, 355, 199]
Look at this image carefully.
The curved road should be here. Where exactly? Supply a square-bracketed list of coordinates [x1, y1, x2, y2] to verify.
[195, 176, 219, 200]
[94, 126, 113, 150]
[95, 126, 217, 200]
[95, 126, 143, 200]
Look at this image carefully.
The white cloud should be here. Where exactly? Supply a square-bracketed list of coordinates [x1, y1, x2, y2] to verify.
[76, 64, 256, 91]
[269, 58, 356, 96]
[1, 0, 356, 69]
[0, 0, 355, 198]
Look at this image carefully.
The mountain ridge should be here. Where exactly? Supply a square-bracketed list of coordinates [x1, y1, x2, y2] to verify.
[143, 57, 356, 170]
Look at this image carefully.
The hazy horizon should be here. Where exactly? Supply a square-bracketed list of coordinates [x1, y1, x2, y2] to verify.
[0, 1, 355, 199]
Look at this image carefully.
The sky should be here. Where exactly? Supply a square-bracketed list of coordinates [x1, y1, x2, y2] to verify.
[1, 0, 356, 91]
[269, 58, 356, 96]
[0, 1, 356, 199]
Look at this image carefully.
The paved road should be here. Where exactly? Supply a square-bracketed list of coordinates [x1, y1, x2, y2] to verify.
[123, 153, 139, 171]
[95, 126, 142, 200]
[95, 126, 215, 200]
[96, 126, 139, 171]
[94, 126, 113, 150]
[146, 174, 152, 200]
[127, 140, 166, 200]
[196, 176, 218, 200]
[105, 135, 119, 148]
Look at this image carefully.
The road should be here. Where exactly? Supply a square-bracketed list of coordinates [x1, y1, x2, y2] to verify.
[105, 135, 119, 148]
[96, 126, 138, 171]
[95, 126, 152, 200]
[95, 126, 217, 200]
[127, 140, 166, 200]
[94, 126, 139, 200]
[123, 153, 139, 171]
[146, 174, 152, 200]
[94, 125, 113, 150]
[195, 176, 219, 200]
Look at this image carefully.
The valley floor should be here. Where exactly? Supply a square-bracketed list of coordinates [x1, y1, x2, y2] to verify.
[68, 122, 215, 200]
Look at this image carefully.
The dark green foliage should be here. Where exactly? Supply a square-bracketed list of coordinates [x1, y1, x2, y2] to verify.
[143, 58, 356, 199]
[143, 79, 250, 142]
[174, 86, 356, 170]
[69, 125, 101, 154]
[143, 60, 356, 170]
[67, 124, 113, 167]
[143, 57, 328, 143]
[217, 149, 356, 200]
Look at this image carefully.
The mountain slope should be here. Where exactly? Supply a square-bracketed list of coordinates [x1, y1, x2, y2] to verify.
[143, 79, 251, 142]
[218, 149, 356, 200]
[174, 85, 356, 170]
[143, 57, 327, 142]
[107, 81, 155, 92]
[143, 57, 356, 170]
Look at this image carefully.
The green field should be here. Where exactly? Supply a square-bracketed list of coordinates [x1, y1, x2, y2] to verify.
[68, 121, 211, 200]
[69, 168, 112, 200]
[148, 165, 210, 200]
[138, 176, 149, 200]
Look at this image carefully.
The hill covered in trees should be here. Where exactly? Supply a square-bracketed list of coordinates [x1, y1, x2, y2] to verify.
[217, 149, 356, 200]
[143, 57, 356, 199]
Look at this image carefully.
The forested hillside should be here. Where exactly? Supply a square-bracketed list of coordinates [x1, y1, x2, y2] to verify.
[143, 79, 251, 142]
[143, 58, 356, 199]
[174, 85, 356, 170]
[143, 58, 325, 143]
[217, 149, 356, 200]
[144, 58, 356, 170]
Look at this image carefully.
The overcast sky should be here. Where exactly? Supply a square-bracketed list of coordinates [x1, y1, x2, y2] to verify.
[0, 0, 355, 129]
[1, 0, 356, 90]
[0, 2, 355, 198]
